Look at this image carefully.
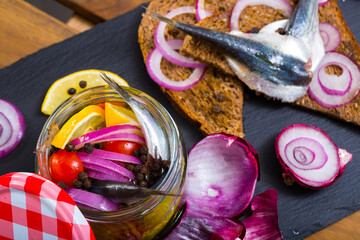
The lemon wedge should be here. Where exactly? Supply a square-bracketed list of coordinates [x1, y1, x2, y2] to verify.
[52, 105, 105, 149]
[105, 102, 139, 127]
[41, 69, 129, 115]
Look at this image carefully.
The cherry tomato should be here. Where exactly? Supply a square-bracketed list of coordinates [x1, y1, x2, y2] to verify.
[50, 149, 84, 187]
[102, 140, 142, 156]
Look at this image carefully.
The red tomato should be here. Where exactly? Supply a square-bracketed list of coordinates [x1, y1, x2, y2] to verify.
[50, 149, 84, 187]
[102, 140, 142, 156]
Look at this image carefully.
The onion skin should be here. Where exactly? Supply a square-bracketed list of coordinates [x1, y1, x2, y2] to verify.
[185, 133, 259, 218]
[165, 206, 244, 240]
[243, 189, 282, 240]
[276, 124, 352, 189]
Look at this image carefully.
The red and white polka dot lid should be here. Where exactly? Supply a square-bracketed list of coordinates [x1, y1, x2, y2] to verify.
[0, 172, 95, 240]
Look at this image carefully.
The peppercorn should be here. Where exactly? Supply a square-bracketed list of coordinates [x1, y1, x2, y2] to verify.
[139, 181, 148, 187]
[67, 88, 76, 95]
[57, 181, 66, 190]
[65, 142, 75, 152]
[140, 166, 148, 174]
[140, 154, 147, 163]
[140, 146, 148, 155]
[151, 163, 161, 172]
[78, 172, 88, 182]
[84, 143, 94, 154]
[79, 80, 87, 88]
[93, 143, 101, 149]
[126, 164, 135, 171]
[132, 149, 141, 158]
[133, 165, 142, 173]
[73, 179, 83, 189]
[83, 179, 92, 190]
[135, 173, 145, 181]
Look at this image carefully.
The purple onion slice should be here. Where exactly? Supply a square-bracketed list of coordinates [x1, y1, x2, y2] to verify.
[276, 124, 352, 189]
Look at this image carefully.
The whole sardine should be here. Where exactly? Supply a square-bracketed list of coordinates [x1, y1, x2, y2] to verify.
[100, 72, 170, 161]
[144, 0, 324, 102]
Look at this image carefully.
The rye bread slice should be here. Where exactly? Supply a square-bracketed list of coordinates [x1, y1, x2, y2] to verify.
[180, 0, 360, 125]
[138, 0, 245, 137]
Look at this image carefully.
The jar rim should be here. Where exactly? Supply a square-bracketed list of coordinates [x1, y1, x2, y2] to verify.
[35, 86, 187, 221]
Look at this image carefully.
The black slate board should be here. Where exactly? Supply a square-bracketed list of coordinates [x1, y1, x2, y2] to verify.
[1, 2, 360, 239]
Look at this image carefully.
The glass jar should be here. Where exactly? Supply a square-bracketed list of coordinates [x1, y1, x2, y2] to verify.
[35, 86, 187, 240]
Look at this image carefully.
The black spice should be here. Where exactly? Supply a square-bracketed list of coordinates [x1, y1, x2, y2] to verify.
[140, 146, 148, 155]
[83, 179, 92, 190]
[67, 88, 76, 95]
[215, 93, 226, 102]
[132, 149, 141, 158]
[73, 179, 83, 189]
[79, 80, 87, 88]
[78, 172, 88, 182]
[84, 143, 94, 154]
[65, 143, 75, 152]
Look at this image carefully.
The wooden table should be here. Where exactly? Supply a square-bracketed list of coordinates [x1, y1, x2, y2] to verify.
[0, 0, 359, 239]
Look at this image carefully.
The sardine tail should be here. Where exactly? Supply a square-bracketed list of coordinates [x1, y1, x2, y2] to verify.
[143, 8, 178, 28]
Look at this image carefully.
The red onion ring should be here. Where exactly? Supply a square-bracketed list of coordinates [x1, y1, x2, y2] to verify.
[195, 0, 213, 21]
[276, 124, 352, 189]
[154, 6, 206, 68]
[308, 52, 360, 108]
[0, 99, 25, 158]
[230, 0, 293, 31]
[319, 22, 341, 52]
[318, 0, 329, 7]
[318, 62, 352, 96]
[147, 39, 206, 91]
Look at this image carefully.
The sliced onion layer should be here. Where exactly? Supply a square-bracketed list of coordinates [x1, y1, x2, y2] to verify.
[318, 0, 329, 7]
[147, 39, 206, 91]
[154, 6, 205, 68]
[195, 0, 213, 21]
[91, 148, 142, 164]
[165, 207, 244, 240]
[86, 170, 131, 183]
[77, 152, 135, 179]
[276, 124, 352, 188]
[0, 99, 25, 158]
[71, 124, 143, 149]
[230, 0, 293, 31]
[308, 52, 360, 108]
[243, 189, 282, 240]
[185, 133, 259, 218]
[319, 22, 341, 52]
[65, 187, 118, 211]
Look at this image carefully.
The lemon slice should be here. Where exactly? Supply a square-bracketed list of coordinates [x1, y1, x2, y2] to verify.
[52, 105, 105, 149]
[105, 102, 139, 127]
[41, 69, 129, 115]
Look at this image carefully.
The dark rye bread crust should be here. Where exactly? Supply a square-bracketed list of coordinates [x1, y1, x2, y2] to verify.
[138, 0, 245, 137]
[181, 0, 360, 125]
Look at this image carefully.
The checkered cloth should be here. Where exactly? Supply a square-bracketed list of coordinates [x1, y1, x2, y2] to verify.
[0, 172, 95, 240]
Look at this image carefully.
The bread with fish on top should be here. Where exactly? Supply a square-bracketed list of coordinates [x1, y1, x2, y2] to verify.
[138, 0, 245, 137]
[180, 0, 360, 126]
